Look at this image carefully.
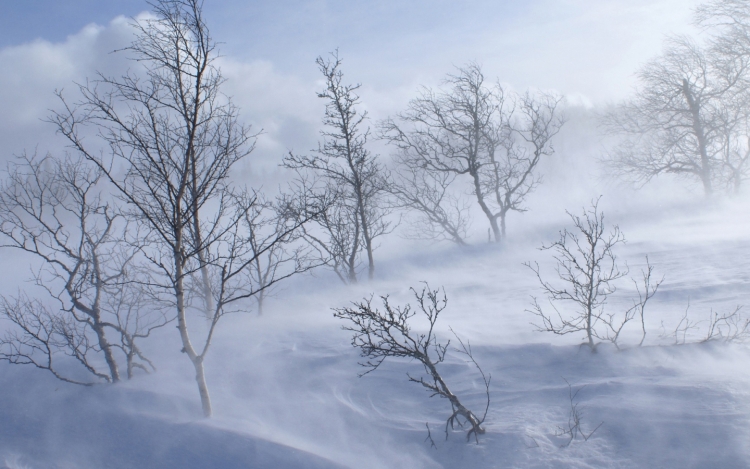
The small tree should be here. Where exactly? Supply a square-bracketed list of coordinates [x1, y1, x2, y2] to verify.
[381, 64, 563, 243]
[0, 154, 166, 384]
[334, 284, 490, 443]
[281, 176, 361, 284]
[284, 52, 391, 282]
[50, 0, 314, 416]
[526, 199, 662, 350]
[240, 193, 316, 315]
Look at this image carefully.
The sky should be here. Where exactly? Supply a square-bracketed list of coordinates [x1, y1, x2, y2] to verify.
[0, 0, 704, 91]
[0, 0, 705, 179]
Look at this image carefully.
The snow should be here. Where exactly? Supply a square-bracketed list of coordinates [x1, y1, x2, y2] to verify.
[2, 196, 750, 468]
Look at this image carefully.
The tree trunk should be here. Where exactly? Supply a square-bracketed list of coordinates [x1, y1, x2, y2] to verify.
[190, 149, 216, 317]
[174, 246, 213, 417]
[257, 289, 265, 315]
[192, 356, 212, 417]
[347, 215, 361, 283]
[357, 201, 375, 280]
[424, 356, 484, 435]
[586, 305, 595, 350]
[93, 322, 120, 383]
[682, 79, 713, 196]
[470, 168, 501, 242]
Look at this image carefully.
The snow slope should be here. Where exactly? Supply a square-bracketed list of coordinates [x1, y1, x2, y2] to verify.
[2, 197, 750, 469]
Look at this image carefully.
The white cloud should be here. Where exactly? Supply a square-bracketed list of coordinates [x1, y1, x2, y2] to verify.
[0, 15, 139, 163]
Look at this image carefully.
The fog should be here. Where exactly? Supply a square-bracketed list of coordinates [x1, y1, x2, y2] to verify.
[1, 1, 749, 468]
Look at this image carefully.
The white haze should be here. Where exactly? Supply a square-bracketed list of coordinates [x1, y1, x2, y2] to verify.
[1, 2, 749, 468]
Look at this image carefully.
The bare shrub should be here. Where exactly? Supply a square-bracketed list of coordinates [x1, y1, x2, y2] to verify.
[333, 284, 490, 443]
[527, 199, 663, 350]
[662, 302, 749, 344]
[555, 378, 603, 448]
[703, 306, 750, 342]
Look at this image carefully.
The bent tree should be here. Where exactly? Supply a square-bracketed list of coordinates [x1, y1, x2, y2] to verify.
[51, 0, 308, 416]
[334, 285, 490, 443]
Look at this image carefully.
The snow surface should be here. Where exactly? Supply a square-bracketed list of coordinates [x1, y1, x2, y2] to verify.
[2, 196, 750, 469]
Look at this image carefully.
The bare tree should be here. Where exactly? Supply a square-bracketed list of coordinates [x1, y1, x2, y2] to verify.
[284, 52, 391, 282]
[49, 0, 312, 417]
[697, 0, 750, 193]
[389, 154, 471, 246]
[280, 176, 359, 284]
[0, 154, 165, 384]
[1, 294, 104, 386]
[526, 199, 662, 350]
[604, 4, 750, 195]
[483, 92, 565, 238]
[381, 64, 563, 243]
[334, 284, 490, 443]
[240, 193, 316, 315]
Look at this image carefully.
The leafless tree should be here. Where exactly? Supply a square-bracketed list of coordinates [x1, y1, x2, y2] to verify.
[284, 52, 391, 282]
[389, 154, 471, 246]
[283, 177, 362, 283]
[484, 92, 565, 238]
[279, 176, 359, 284]
[240, 193, 316, 315]
[527, 199, 663, 350]
[334, 284, 490, 443]
[0, 154, 165, 385]
[633, 260, 661, 347]
[381, 64, 563, 243]
[49, 0, 313, 417]
[604, 2, 750, 196]
[697, 0, 750, 192]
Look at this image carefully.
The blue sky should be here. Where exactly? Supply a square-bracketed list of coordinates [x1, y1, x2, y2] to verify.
[1, 0, 702, 91]
[0, 1, 524, 52]
[0, 1, 145, 47]
[0, 0, 704, 174]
